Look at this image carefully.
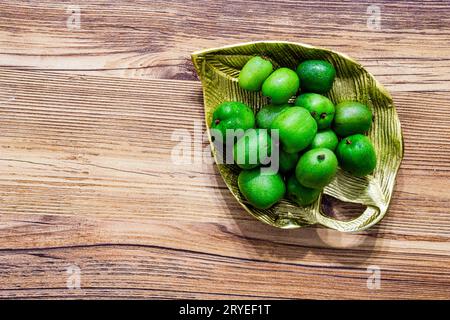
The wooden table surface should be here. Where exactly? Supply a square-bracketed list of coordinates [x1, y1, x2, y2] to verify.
[0, 0, 449, 299]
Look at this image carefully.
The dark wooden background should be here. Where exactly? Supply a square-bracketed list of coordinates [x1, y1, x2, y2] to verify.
[0, 0, 449, 299]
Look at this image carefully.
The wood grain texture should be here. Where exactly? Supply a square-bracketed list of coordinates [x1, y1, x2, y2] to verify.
[2, 0, 450, 91]
[0, 0, 449, 299]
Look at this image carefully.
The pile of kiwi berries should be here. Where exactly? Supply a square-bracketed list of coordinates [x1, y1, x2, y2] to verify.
[211, 56, 376, 210]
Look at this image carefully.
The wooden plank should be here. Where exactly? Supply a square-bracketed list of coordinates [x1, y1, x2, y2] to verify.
[0, 69, 449, 299]
[1, 1, 450, 91]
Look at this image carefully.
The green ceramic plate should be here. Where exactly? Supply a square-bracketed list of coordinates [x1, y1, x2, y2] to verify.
[192, 41, 403, 232]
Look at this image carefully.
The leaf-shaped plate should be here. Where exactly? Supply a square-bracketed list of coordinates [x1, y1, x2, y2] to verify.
[191, 41, 403, 232]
